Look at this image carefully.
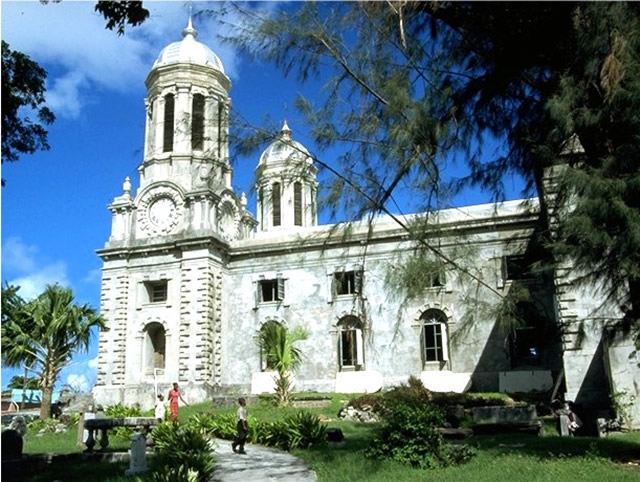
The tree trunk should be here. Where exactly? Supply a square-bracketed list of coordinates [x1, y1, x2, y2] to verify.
[40, 383, 53, 420]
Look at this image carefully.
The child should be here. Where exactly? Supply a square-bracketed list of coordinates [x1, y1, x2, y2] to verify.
[155, 394, 166, 422]
[231, 397, 248, 454]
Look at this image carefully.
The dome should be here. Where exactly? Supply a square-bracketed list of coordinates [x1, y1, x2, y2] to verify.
[259, 121, 312, 166]
[152, 18, 225, 74]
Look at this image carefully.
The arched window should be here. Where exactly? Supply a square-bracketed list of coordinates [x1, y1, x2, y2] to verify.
[338, 316, 364, 371]
[272, 182, 281, 226]
[163, 94, 175, 152]
[144, 322, 166, 375]
[258, 319, 284, 371]
[420, 309, 448, 364]
[192, 94, 205, 150]
[294, 182, 302, 226]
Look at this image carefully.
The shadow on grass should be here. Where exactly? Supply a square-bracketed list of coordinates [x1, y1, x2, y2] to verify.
[470, 432, 640, 463]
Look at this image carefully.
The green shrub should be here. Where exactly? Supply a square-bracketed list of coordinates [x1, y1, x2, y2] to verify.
[105, 403, 143, 439]
[346, 393, 384, 412]
[150, 463, 200, 482]
[258, 419, 295, 450]
[27, 417, 60, 433]
[367, 378, 475, 469]
[382, 375, 433, 407]
[151, 422, 215, 481]
[286, 410, 327, 449]
[256, 411, 327, 451]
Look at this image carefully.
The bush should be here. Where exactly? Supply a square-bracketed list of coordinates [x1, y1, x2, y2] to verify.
[256, 411, 327, 451]
[150, 464, 199, 482]
[27, 417, 60, 433]
[105, 403, 143, 439]
[151, 422, 215, 481]
[186, 412, 263, 443]
[366, 378, 475, 469]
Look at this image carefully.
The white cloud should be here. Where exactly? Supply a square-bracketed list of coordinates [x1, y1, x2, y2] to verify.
[2, 237, 69, 300]
[1, 1, 244, 119]
[83, 268, 102, 284]
[46, 71, 90, 119]
[2, 236, 38, 273]
[66, 373, 90, 393]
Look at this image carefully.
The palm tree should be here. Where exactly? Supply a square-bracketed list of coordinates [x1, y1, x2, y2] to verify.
[257, 321, 308, 406]
[7, 375, 40, 390]
[1, 284, 105, 419]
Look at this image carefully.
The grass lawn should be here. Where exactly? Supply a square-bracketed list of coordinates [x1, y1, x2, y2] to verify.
[18, 393, 640, 482]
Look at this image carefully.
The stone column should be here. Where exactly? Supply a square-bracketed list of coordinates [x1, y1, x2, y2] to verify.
[174, 83, 191, 154]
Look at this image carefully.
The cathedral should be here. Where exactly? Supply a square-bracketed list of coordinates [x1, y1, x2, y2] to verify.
[93, 20, 638, 427]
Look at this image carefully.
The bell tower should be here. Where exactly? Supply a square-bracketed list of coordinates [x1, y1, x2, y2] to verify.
[95, 19, 256, 410]
[255, 121, 318, 232]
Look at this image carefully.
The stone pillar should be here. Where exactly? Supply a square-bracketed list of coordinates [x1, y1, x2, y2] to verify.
[155, 96, 165, 157]
[125, 433, 148, 476]
[174, 83, 191, 154]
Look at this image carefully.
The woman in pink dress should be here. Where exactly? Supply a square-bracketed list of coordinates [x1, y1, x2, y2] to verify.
[167, 382, 189, 422]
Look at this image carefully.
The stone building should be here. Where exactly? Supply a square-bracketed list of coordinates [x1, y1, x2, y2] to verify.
[94, 21, 638, 427]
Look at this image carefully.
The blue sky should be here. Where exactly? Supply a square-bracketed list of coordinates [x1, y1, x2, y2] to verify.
[1, 1, 524, 392]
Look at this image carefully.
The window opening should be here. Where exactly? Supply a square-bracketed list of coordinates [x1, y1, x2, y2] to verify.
[163, 94, 174, 152]
[421, 309, 448, 363]
[192, 94, 205, 150]
[334, 270, 362, 296]
[259, 278, 285, 303]
[146, 280, 168, 303]
[294, 182, 302, 226]
[272, 182, 281, 226]
[338, 316, 364, 370]
[144, 322, 166, 374]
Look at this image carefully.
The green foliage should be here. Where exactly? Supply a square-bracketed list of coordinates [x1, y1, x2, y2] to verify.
[27, 417, 63, 434]
[105, 403, 143, 439]
[150, 464, 200, 482]
[150, 422, 215, 482]
[347, 393, 384, 412]
[95, 1, 149, 36]
[1, 41, 55, 184]
[7, 375, 40, 390]
[219, 2, 640, 330]
[1, 284, 105, 419]
[186, 412, 238, 441]
[257, 411, 327, 451]
[386, 251, 447, 300]
[353, 378, 475, 469]
[257, 321, 309, 406]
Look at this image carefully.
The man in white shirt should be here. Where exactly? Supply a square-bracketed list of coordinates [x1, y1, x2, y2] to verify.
[231, 397, 248, 454]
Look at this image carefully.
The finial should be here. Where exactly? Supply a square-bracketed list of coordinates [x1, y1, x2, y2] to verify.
[123, 176, 132, 196]
[183, 16, 198, 39]
[240, 192, 247, 208]
[280, 119, 292, 140]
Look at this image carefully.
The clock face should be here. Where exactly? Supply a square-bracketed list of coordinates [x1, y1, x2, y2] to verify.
[138, 186, 183, 237]
[148, 197, 176, 230]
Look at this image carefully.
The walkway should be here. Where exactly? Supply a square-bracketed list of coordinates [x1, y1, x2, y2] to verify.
[210, 439, 317, 482]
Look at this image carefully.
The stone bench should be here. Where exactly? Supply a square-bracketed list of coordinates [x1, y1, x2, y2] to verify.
[83, 417, 158, 452]
[470, 405, 542, 435]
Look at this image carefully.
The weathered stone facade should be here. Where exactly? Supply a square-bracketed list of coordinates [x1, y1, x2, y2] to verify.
[94, 21, 638, 429]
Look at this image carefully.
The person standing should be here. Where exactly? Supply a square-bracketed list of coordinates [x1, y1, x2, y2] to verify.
[155, 394, 166, 422]
[231, 397, 248, 454]
[167, 383, 189, 423]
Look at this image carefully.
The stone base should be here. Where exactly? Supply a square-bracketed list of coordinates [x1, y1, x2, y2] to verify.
[335, 370, 383, 393]
[93, 382, 218, 410]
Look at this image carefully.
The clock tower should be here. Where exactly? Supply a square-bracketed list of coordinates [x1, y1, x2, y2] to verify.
[94, 19, 256, 407]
